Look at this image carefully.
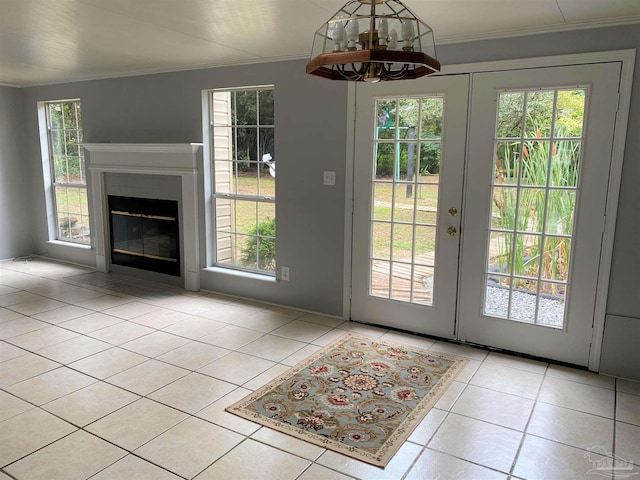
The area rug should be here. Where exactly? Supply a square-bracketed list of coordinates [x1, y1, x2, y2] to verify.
[226, 333, 468, 467]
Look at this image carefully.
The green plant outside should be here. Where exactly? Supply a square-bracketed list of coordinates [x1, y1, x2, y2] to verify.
[240, 216, 276, 271]
[493, 126, 582, 295]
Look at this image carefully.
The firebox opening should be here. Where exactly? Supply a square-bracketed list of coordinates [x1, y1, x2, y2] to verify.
[108, 195, 180, 277]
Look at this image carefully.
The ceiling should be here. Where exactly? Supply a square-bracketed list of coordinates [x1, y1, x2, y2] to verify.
[1, 0, 639, 87]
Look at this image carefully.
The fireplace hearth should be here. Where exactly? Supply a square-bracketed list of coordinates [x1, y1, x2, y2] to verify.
[108, 195, 180, 276]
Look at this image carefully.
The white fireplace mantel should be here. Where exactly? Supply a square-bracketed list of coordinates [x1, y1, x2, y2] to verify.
[84, 143, 202, 291]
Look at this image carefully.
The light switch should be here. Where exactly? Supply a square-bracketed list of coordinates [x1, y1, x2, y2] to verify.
[323, 171, 336, 186]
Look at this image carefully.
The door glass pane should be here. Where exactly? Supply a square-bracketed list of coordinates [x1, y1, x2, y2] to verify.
[375, 143, 396, 181]
[373, 183, 392, 221]
[497, 92, 524, 138]
[418, 141, 441, 179]
[421, 98, 443, 139]
[376, 99, 396, 139]
[555, 90, 586, 138]
[525, 90, 554, 138]
[484, 88, 586, 328]
[370, 96, 444, 305]
[371, 221, 391, 259]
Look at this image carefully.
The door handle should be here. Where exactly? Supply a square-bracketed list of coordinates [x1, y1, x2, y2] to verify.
[449, 207, 458, 216]
[447, 226, 457, 236]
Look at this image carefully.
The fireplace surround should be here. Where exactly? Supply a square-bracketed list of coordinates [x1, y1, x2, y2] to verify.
[84, 143, 202, 291]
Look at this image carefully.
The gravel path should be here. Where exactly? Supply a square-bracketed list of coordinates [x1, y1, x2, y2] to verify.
[485, 285, 565, 328]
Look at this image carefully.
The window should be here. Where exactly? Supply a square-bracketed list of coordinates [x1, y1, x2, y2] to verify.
[210, 87, 275, 274]
[43, 100, 90, 244]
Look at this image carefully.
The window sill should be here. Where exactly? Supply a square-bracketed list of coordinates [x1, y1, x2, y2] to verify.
[203, 266, 277, 283]
[46, 240, 92, 250]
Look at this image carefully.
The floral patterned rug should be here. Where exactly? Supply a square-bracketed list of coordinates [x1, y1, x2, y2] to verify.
[226, 333, 468, 467]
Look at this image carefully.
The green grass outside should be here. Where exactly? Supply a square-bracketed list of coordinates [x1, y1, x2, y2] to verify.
[59, 174, 441, 259]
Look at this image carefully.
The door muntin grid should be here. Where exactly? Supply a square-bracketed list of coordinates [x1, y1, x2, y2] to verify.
[484, 88, 587, 328]
[369, 96, 444, 305]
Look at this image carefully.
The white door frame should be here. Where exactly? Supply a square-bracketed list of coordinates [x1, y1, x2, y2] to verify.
[343, 49, 635, 371]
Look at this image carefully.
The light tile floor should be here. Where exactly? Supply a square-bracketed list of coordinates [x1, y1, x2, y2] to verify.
[0, 258, 638, 480]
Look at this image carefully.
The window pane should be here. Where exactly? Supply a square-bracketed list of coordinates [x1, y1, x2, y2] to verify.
[375, 143, 395, 180]
[234, 127, 258, 162]
[372, 221, 391, 260]
[258, 90, 274, 125]
[525, 90, 554, 138]
[48, 103, 64, 129]
[418, 141, 440, 178]
[233, 200, 258, 236]
[398, 99, 419, 139]
[414, 225, 436, 263]
[371, 260, 391, 298]
[376, 99, 396, 140]
[211, 87, 276, 274]
[494, 141, 520, 185]
[550, 141, 580, 187]
[391, 223, 413, 262]
[545, 190, 575, 236]
[255, 203, 276, 272]
[259, 127, 275, 161]
[373, 183, 392, 221]
[233, 90, 257, 125]
[516, 188, 545, 233]
[55, 185, 89, 243]
[67, 156, 82, 183]
[258, 164, 275, 197]
[555, 90, 586, 138]
[540, 236, 571, 282]
[392, 183, 415, 223]
[237, 162, 259, 196]
[420, 97, 443, 139]
[521, 141, 550, 187]
[491, 187, 517, 231]
[509, 281, 537, 323]
[398, 142, 418, 179]
[512, 233, 541, 277]
[54, 157, 68, 183]
[537, 281, 566, 328]
[65, 131, 79, 156]
[497, 92, 524, 138]
[50, 130, 65, 156]
[484, 276, 510, 318]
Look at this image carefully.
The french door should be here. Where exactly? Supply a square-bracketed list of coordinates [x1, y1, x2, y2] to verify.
[351, 62, 621, 365]
[351, 75, 469, 338]
[457, 63, 620, 365]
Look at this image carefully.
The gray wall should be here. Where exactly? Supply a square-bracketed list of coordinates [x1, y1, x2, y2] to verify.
[0, 86, 32, 260]
[21, 60, 349, 315]
[15, 24, 640, 376]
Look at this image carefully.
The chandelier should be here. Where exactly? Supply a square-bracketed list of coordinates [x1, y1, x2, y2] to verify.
[306, 0, 440, 82]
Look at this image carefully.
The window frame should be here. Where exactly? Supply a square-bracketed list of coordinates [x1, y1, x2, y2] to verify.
[39, 99, 91, 246]
[208, 85, 276, 276]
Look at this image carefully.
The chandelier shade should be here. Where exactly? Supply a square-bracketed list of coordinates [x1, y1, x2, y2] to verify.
[306, 0, 440, 82]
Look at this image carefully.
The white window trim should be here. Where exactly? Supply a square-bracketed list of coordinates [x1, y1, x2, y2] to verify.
[38, 99, 91, 246]
[205, 85, 277, 277]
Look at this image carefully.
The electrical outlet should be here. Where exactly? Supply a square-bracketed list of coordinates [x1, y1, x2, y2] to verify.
[323, 171, 336, 186]
[281, 266, 290, 281]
